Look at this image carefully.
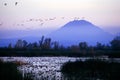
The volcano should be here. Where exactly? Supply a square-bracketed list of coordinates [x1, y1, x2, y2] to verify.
[48, 20, 113, 46]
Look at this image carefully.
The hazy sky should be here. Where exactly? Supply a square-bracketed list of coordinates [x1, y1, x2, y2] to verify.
[0, 0, 120, 30]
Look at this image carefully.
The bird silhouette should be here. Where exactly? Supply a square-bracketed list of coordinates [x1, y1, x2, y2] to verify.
[45, 19, 48, 21]
[62, 17, 65, 19]
[49, 18, 55, 21]
[0, 22, 3, 26]
[4, 3, 7, 6]
[82, 17, 85, 20]
[40, 23, 44, 26]
[15, 2, 18, 6]
[29, 19, 33, 21]
[39, 19, 43, 22]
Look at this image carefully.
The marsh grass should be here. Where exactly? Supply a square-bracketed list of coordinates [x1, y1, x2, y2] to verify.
[61, 59, 120, 80]
[0, 60, 33, 80]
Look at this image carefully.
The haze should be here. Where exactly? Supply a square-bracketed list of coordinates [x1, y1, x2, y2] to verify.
[0, 0, 120, 38]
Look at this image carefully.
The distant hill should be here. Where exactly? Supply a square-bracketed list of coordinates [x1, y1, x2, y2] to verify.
[48, 20, 114, 46]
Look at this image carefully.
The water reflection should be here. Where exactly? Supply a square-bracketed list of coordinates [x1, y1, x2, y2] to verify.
[1, 57, 80, 80]
[1, 57, 119, 80]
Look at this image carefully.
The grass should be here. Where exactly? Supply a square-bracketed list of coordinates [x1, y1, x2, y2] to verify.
[0, 60, 33, 80]
[61, 59, 120, 80]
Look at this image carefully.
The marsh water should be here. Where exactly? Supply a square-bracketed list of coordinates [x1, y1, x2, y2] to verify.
[0, 57, 120, 80]
[0, 57, 80, 80]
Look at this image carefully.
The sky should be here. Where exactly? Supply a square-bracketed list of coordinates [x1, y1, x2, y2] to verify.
[0, 0, 120, 37]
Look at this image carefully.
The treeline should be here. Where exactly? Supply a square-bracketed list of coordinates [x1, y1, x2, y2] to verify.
[0, 36, 120, 57]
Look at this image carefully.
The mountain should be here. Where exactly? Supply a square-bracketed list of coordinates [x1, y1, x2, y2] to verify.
[48, 20, 114, 46]
[104, 26, 120, 35]
[0, 20, 114, 47]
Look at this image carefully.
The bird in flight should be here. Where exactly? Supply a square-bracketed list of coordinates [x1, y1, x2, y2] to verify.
[62, 17, 65, 19]
[15, 2, 18, 6]
[4, 2, 18, 6]
[40, 23, 44, 26]
[4, 3, 7, 6]
[0, 22, 3, 26]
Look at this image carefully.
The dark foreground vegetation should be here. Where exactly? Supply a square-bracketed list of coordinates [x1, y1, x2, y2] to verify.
[61, 59, 120, 80]
[0, 60, 32, 80]
[0, 36, 120, 57]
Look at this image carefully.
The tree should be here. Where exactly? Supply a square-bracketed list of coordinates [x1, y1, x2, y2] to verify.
[32, 42, 38, 48]
[23, 40, 28, 48]
[79, 42, 88, 50]
[27, 43, 32, 49]
[52, 41, 59, 50]
[110, 36, 120, 50]
[70, 45, 79, 52]
[96, 42, 104, 50]
[8, 43, 12, 48]
[39, 36, 44, 49]
[15, 39, 23, 48]
[42, 38, 51, 50]
[79, 42, 88, 54]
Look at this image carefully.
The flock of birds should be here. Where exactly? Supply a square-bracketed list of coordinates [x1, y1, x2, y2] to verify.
[0, 16, 83, 30]
[0, 2, 19, 26]
[1, 2, 85, 30]
[1, 57, 79, 80]
[4, 2, 18, 6]
[12, 16, 82, 30]
[14, 17, 64, 30]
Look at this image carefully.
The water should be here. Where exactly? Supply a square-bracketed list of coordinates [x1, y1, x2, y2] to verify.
[0, 57, 80, 80]
[1, 57, 120, 80]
